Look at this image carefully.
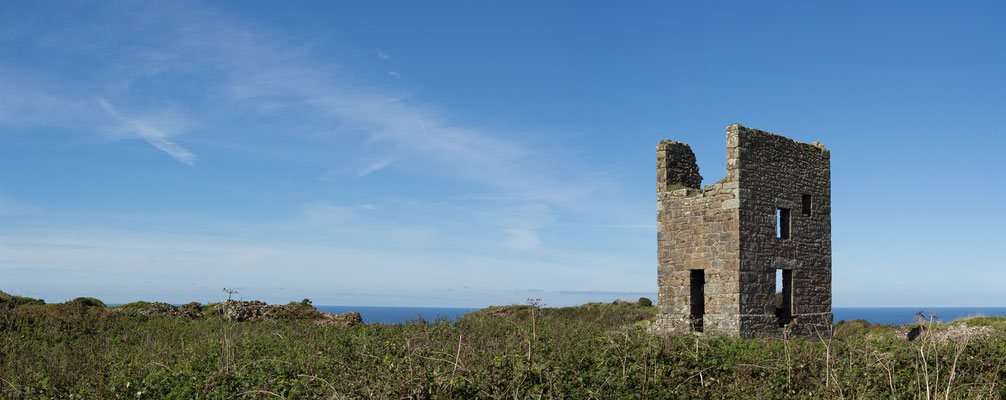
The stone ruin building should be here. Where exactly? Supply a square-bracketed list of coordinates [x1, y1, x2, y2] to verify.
[651, 124, 832, 338]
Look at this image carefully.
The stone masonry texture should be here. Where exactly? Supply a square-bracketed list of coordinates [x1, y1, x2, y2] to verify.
[650, 124, 832, 338]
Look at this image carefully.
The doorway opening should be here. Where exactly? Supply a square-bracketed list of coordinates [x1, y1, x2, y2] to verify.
[689, 269, 705, 332]
[774, 269, 793, 326]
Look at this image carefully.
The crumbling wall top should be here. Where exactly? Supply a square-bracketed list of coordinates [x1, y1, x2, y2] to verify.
[656, 140, 703, 192]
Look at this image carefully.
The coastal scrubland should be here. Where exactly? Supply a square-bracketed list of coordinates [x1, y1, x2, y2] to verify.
[1, 293, 1004, 399]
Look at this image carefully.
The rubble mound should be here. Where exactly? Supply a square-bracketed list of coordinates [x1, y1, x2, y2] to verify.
[222, 300, 293, 321]
[316, 310, 364, 327]
[100, 298, 365, 326]
[113, 301, 203, 319]
[221, 300, 363, 326]
[932, 324, 994, 343]
[902, 323, 995, 343]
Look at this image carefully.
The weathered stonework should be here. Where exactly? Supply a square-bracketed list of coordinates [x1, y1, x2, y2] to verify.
[651, 124, 832, 338]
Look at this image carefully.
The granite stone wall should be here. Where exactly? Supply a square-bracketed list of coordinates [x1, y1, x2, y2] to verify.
[656, 141, 703, 191]
[652, 124, 832, 338]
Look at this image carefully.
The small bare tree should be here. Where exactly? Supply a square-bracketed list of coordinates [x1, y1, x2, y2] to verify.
[526, 298, 543, 363]
[219, 287, 240, 374]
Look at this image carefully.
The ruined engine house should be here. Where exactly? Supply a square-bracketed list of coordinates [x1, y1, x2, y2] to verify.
[651, 124, 832, 338]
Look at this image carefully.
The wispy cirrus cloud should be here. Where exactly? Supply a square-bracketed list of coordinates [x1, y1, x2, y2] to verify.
[0, 4, 652, 304]
[3, 4, 614, 212]
[135, 9, 608, 207]
[96, 99, 197, 166]
[497, 204, 556, 251]
[0, 67, 197, 167]
[357, 157, 398, 177]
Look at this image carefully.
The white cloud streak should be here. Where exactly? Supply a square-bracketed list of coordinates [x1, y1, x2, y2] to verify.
[357, 157, 398, 177]
[96, 99, 197, 166]
[0, 5, 649, 303]
[4, 6, 614, 210]
[134, 11, 608, 209]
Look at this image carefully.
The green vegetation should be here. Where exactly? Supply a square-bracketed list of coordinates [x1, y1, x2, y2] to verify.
[665, 183, 689, 191]
[70, 297, 107, 308]
[951, 316, 1006, 330]
[665, 184, 703, 197]
[0, 292, 45, 308]
[1, 300, 1004, 398]
[113, 301, 153, 309]
[284, 299, 314, 309]
[637, 297, 653, 307]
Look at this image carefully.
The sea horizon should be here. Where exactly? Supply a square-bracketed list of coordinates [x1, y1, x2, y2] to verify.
[100, 302, 1006, 326]
[312, 305, 1006, 326]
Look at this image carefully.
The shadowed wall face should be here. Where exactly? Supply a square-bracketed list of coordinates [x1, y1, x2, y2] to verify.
[652, 124, 832, 338]
[656, 141, 703, 191]
[732, 125, 832, 337]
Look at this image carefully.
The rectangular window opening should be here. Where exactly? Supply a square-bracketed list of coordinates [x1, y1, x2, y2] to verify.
[802, 194, 813, 216]
[689, 269, 705, 332]
[775, 269, 793, 326]
[776, 207, 791, 239]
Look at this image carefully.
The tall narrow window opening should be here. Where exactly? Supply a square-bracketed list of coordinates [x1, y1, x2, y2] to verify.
[689, 269, 705, 332]
[802, 194, 813, 216]
[775, 269, 793, 326]
[776, 207, 791, 239]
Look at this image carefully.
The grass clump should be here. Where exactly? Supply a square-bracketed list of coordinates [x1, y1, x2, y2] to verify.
[949, 316, 1006, 329]
[833, 319, 897, 339]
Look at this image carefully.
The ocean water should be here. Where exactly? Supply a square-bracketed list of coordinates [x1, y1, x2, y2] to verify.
[318, 306, 1006, 326]
[316, 306, 479, 324]
[832, 307, 1006, 326]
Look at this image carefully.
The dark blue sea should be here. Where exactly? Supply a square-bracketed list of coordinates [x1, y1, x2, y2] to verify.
[317, 306, 478, 324]
[832, 307, 1006, 325]
[319, 305, 1006, 325]
[318, 306, 1006, 326]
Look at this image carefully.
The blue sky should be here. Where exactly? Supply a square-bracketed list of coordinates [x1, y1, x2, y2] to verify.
[1, 1, 1003, 307]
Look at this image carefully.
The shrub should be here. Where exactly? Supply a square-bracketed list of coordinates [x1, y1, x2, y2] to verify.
[0, 295, 45, 308]
[638, 297, 653, 307]
[285, 299, 315, 310]
[113, 301, 151, 309]
[70, 297, 106, 308]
